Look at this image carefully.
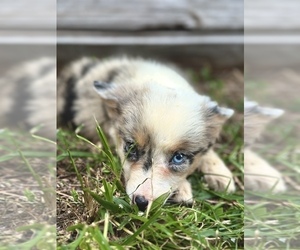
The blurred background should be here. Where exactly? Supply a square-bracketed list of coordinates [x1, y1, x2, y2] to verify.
[245, 0, 300, 248]
[0, 1, 55, 72]
[0, 0, 56, 135]
[0, 0, 56, 248]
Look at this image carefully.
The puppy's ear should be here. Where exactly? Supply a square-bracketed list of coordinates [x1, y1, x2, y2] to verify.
[93, 81, 121, 118]
[244, 98, 284, 120]
[204, 100, 234, 142]
[205, 100, 234, 121]
[244, 98, 284, 145]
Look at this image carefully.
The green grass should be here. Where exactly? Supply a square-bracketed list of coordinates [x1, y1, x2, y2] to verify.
[244, 193, 300, 249]
[56, 118, 244, 249]
[0, 129, 56, 250]
[243, 78, 300, 249]
[56, 69, 244, 249]
[244, 141, 300, 249]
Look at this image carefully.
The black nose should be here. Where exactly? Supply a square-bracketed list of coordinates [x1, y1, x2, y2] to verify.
[134, 195, 149, 211]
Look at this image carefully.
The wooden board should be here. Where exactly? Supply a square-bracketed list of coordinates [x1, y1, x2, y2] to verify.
[2, 0, 300, 31]
[57, 0, 243, 31]
[0, 0, 55, 30]
[245, 0, 300, 30]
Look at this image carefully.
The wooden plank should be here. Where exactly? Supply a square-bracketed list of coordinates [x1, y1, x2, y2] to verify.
[2, 0, 300, 31]
[57, 0, 243, 31]
[57, 31, 243, 45]
[245, 0, 300, 30]
[0, 0, 55, 30]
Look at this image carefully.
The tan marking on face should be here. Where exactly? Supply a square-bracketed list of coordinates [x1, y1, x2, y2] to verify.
[204, 104, 234, 142]
[130, 162, 143, 171]
[133, 128, 149, 148]
[205, 115, 228, 142]
[167, 139, 198, 153]
[206, 126, 221, 142]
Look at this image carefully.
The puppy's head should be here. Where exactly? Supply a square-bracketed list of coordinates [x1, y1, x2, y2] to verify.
[94, 81, 233, 210]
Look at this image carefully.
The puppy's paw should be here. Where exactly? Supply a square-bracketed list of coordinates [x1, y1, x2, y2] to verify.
[245, 149, 286, 193]
[198, 150, 236, 193]
[171, 180, 193, 204]
[203, 171, 236, 193]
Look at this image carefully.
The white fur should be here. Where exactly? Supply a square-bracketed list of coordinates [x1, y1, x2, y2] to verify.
[58, 57, 236, 206]
[245, 149, 286, 193]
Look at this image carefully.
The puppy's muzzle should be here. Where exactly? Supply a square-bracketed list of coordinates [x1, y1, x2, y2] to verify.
[134, 195, 149, 211]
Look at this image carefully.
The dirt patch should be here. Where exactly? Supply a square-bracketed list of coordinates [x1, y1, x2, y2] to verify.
[0, 132, 56, 247]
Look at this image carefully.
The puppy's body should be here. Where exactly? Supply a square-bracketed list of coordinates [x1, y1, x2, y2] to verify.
[58, 57, 235, 210]
[0, 57, 56, 138]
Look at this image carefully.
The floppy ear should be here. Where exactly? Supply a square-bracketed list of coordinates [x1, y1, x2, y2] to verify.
[204, 99, 234, 142]
[93, 81, 121, 118]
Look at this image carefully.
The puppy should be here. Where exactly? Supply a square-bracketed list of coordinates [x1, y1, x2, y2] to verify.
[0, 57, 56, 139]
[244, 99, 286, 193]
[58, 57, 236, 211]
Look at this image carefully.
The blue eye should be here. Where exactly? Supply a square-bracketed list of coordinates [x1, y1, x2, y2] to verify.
[171, 153, 186, 165]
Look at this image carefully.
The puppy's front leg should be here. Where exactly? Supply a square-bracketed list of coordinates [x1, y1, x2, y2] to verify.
[171, 180, 193, 204]
[197, 150, 236, 192]
[244, 149, 286, 193]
